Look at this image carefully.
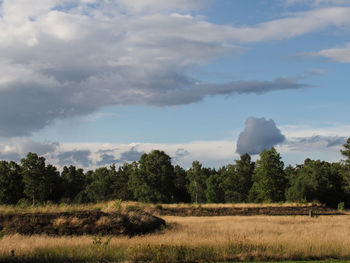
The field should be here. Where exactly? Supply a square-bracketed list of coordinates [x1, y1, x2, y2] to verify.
[0, 202, 349, 262]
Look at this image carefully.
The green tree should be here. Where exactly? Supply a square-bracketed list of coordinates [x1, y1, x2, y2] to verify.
[114, 162, 135, 200]
[85, 166, 118, 202]
[128, 150, 175, 203]
[341, 138, 350, 165]
[249, 147, 286, 203]
[21, 153, 62, 205]
[186, 161, 208, 203]
[0, 161, 24, 204]
[340, 138, 350, 202]
[21, 153, 47, 205]
[286, 159, 344, 207]
[173, 165, 191, 203]
[206, 173, 225, 203]
[61, 165, 86, 202]
[222, 154, 254, 203]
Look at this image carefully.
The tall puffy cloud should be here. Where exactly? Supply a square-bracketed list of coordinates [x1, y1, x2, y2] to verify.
[236, 117, 286, 155]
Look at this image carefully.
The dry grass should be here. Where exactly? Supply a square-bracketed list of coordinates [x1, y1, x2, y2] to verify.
[0, 201, 320, 214]
[1, 215, 350, 261]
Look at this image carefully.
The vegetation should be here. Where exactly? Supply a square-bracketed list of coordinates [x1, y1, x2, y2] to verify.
[1, 213, 350, 262]
[0, 139, 350, 208]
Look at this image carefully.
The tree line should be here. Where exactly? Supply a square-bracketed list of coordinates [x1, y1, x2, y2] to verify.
[0, 138, 350, 208]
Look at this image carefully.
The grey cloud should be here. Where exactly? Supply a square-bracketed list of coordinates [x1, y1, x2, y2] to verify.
[0, 139, 58, 162]
[173, 148, 190, 161]
[97, 153, 119, 166]
[236, 117, 286, 155]
[286, 135, 347, 150]
[0, 1, 323, 137]
[0, 152, 22, 162]
[117, 147, 144, 163]
[57, 150, 92, 167]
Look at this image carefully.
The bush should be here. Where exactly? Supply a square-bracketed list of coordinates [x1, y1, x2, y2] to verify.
[338, 202, 345, 211]
[113, 199, 122, 211]
[16, 198, 31, 208]
[155, 204, 163, 210]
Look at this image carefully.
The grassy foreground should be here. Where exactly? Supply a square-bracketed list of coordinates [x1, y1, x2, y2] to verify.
[1, 211, 350, 262]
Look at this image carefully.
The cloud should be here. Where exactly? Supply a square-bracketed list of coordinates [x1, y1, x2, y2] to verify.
[57, 150, 92, 167]
[0, 138, 58, 161]
[284, 135, 347, 151]
[97, 153, 119, 166]
[236, 117, 286, 155]
[173, 148, 190, 161]
[116, 147, 145, 163]
[310, 43, 350, 63]
[285, 0, 350, 7]
[0, 1, 338, 136]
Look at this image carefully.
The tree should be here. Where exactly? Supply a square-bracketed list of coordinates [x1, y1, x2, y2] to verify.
[0, 161, 24, 204]
[249, 147, 287, 202]
[206, 173, 225, 203]
[85, 166, 118, 202]
[128, 150, 175, 203]
[222, 154, 254, 203]
[114, 162, 135, 200]
[340, 138, 350, 201]
[286, 159, 344, 207]
[173, 165, 191, 203]
[341, 138, 350, 165]
[21, 153, 47, 205]
[61, 165, 86, 202]
[186, 161, 209, 203]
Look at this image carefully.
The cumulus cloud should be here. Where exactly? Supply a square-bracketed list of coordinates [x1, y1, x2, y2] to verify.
[236, 117, 286, 155]
[57, 150, 92, 167]
[0, 138, 58, 161]
[97, 153, 119, 166]
[116, 147, 145, 163]
[1, 0, 342, 136]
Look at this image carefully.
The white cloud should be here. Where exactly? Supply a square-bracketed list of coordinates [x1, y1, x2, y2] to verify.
[311, 43, 350, 63]
[0, 1, 349, 136]
[285, 0, 350, 7]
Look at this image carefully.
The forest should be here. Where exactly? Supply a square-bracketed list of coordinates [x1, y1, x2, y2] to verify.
[0, 138, 349, 209]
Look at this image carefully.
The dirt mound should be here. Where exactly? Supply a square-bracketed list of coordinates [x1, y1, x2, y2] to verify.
[0, 210, 165, 236]
[151, 205, 343, 216]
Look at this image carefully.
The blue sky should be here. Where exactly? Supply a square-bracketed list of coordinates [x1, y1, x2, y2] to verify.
[0, 0, 349, 169]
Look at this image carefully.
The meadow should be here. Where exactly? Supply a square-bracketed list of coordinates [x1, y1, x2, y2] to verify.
[0, 202, 349, 262]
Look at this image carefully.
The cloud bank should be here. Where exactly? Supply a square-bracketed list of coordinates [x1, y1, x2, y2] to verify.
[236, 117, 286, 155]
[3, 0, 348, 136]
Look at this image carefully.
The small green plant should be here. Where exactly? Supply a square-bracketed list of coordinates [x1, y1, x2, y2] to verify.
[113, 199, 123, 211]
[16, 198, 31, 208]
[338, 202, 345, 211]
[59, 202, 67, 207]
[155, 204, 163, 210]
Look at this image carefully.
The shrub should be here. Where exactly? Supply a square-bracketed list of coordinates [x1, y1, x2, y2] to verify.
[338, 202, 345, 211]
[113, 199, 122, 211]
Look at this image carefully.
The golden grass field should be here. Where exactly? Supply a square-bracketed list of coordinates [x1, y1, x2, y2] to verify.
[1, 213, 350, 262]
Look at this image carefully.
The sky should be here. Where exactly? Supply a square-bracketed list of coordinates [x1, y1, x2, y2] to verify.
[0, 0, 349, 169]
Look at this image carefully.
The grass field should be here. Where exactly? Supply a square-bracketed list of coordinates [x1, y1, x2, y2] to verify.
[1, 204, 350, 262]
